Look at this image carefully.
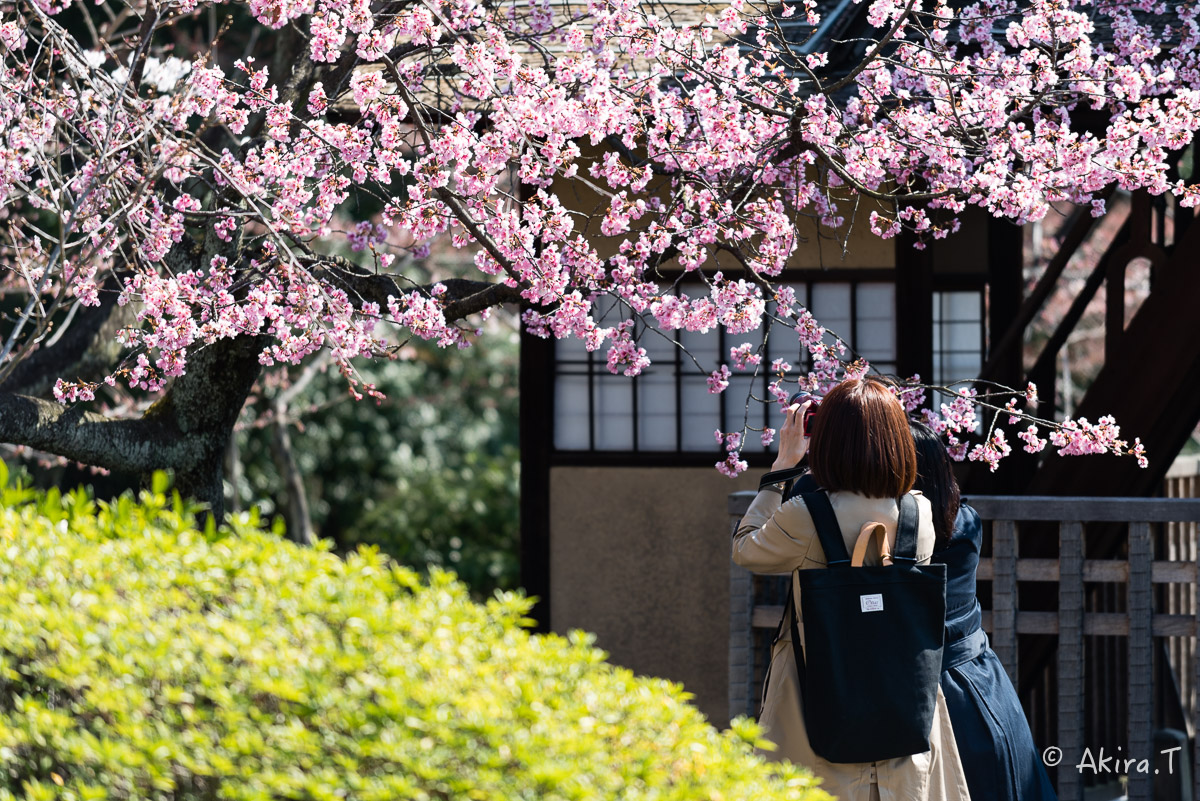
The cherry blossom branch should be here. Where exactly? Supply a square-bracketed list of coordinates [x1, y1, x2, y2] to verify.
[820, 0, 919, 96]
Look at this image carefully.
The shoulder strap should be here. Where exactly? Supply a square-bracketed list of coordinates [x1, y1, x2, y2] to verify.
[800, 490, 851, 567]
[893, 492, 920, 562]
[783, 471, 820, 503]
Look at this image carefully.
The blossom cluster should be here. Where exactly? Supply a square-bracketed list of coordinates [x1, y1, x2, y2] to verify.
[0, 0, 1183, 477]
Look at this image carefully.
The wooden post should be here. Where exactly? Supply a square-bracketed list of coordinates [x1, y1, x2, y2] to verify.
[1128, 521, 1154, 801]
[729, 513, 756, 721]
[1058, 521, 1085, 801]
[894, 230, 933, 382]
[993, 520, 1019, 685]
[1195, 543, 1200, 801]
[519, 330, 555, 631]
[987, 216, 1025, 391]
[1107, 191, 1149, 362]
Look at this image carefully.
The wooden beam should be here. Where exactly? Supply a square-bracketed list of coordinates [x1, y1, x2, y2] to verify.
[1028, 209, 1200, 499]
[976, 558, 1198, 584]
[1026, 217, 1129, 387]
[967, 496, 1200, 523]
[1194, 549, 1200, 801]
[1127, 521, 1154, 801]
[974, 611, 1197, 637]
[992, 520, 1019, 684]
[754, 606, 1200, 636]
[986, 216, 1025, 391]
[729, 492, 1200, 520]
[1057, 521, 1084, 801]
[976, 188, 1112, 386]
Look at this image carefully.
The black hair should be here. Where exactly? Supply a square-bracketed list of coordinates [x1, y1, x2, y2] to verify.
[909, 420, 960, 548]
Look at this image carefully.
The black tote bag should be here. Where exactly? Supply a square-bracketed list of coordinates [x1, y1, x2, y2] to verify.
[786, 490, 947, 764]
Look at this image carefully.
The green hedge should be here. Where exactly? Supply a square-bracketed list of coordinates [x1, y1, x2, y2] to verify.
[0, 466, 829, 801]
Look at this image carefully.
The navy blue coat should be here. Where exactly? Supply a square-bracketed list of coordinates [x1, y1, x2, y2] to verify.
[935, 504, 1058, 801]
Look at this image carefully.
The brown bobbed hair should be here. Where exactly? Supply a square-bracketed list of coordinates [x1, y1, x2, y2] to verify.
[807, 377, 917, 499]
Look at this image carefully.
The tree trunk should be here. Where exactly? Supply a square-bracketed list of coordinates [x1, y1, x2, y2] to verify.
[270, 404, 316, 546]
[0, 334, 268, 522]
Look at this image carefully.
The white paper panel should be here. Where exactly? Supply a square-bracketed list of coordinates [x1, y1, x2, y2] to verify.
[944, 321, 982, 350]
[811, 283, 851, 327]
[812, 283, 851, 354]
[681, 375, 722, 450]
[639, 321, 678, 361]
[723, 373, 759, 435]
[932, 290, 985, 386]
[938, 351, 983, 385]
[678, 326, 720, 370]
[555, 332, 590, 362]
[554, 374, 591, 450]
[940, 290, 981, 322]
[857, 318, 896, 362]
[767, 283, 810, 370]
[857, 283, 894, 319]
[637, 369, 677, 450]
[857, 283, 896, 362]
[593, 373, 634, 450]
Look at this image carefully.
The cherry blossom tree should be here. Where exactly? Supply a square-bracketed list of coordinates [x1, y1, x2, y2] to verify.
[0, 0, 1189, 514]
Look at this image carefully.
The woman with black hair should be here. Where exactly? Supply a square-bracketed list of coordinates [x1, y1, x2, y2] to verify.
[910, 420, 1057, 801]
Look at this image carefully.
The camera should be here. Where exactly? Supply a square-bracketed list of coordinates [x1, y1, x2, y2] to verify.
[788, 391, 821, 432]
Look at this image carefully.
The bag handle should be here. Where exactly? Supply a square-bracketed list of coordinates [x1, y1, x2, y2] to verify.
[851, 522, 893, 567]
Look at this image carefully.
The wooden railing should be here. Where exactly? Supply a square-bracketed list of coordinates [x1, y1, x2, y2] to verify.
[728, 493, 1200, 801]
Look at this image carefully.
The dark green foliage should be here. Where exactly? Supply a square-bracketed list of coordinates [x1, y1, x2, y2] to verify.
[0, 470, 829, 801]
[235, 327, 520, 596]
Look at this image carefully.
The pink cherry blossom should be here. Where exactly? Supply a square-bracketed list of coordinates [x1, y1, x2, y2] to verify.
[708, 365, 732, 394]
[730, 343, 761, 370]
[0, 0, 1177, 481]
[1018, 425, 1048, 454]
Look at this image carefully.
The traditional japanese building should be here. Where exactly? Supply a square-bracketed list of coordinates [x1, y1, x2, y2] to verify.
[519, 200, 1024, 723]
[517, 2, 1200, 732]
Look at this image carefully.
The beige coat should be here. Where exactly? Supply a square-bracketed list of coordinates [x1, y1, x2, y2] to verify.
[733, 487, 972, 801]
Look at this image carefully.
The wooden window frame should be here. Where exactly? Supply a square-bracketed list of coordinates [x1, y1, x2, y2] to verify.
[547, 269, 900, 465]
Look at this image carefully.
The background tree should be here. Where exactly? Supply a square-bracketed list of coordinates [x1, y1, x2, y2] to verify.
[1, 0, 1191, 514]
[232, 319, 520, 594]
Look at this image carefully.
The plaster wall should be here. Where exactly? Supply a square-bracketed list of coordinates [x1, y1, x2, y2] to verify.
[548, 465, 759, 727]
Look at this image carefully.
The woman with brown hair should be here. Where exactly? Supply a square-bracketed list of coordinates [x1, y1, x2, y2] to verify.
[732, 376, 971, 801]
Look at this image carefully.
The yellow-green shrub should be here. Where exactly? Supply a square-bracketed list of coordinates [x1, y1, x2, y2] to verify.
[0, 466, 829, 801]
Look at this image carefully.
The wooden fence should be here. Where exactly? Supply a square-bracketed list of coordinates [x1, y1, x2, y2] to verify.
[1166, 456, 1200, 750]
[728, 492, 1200, 801]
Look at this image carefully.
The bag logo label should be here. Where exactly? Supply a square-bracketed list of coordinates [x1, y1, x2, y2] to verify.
[860, 593, 884, 613]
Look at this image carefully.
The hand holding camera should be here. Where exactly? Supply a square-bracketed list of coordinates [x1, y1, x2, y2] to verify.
[773, 392, 821, 471]
[788, 392, 821, 432]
